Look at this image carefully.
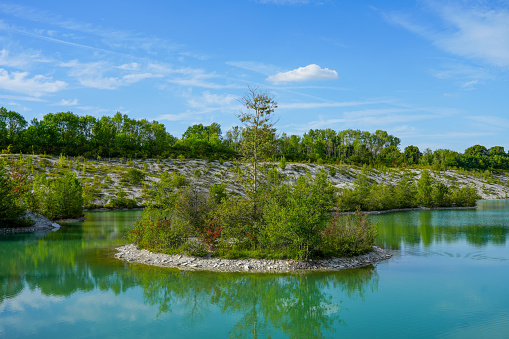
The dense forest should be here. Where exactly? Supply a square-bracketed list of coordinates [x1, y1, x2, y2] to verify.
[1, 106, 508, 171]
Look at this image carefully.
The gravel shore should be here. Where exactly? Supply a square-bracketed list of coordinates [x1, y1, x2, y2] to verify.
[115, 244, 392, 273]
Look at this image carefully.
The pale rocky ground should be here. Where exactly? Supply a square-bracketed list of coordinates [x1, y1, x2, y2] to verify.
[115, 243, 393, 273]
[3, 154, 509, 208]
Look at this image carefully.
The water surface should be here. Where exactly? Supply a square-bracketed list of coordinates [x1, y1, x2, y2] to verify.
[1, 202, 509, 338]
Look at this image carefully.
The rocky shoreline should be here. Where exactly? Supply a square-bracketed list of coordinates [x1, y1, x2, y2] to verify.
[0, 211, 61, 235]
[115, 244, 392, 273]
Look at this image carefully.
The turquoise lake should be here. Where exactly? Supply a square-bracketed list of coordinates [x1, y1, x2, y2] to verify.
[1, 200, 509, 338]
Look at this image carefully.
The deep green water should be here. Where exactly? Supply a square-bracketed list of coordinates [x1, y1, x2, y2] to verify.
[1, 201, 509, 338]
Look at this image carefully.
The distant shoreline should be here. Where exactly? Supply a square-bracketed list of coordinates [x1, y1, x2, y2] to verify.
[339, 205, 478, 215]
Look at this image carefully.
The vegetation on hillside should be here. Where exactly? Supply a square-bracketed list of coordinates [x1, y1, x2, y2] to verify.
[0, 156, 84, 227]
[338, 168, 480, 212]
[0, 162, 33, 228]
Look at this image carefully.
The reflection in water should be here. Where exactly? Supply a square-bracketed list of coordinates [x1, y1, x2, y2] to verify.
[131, 265, 378, 338]
[373, 204, 509, 250]
[4, 203, 509, 337]
[0, 210, 379, 338]
[0, 211, 140, 303]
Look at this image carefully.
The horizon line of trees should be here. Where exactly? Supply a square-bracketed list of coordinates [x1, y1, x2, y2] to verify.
[1, 106, 509, 171]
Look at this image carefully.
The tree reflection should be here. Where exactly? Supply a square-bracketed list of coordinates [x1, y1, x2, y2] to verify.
[374, 209, 509, 250]
[0, 211, 140, 302]
[1, 214, 379, 339]
[130, 265, 378, 338]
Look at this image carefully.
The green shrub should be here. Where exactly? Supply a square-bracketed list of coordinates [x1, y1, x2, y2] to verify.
[0, 164, 33, 228]
[328, 166, 336, 177]
[83, 180, 102, 208]
[213, 195, 259, 250]
[320, 212, 377, 257]
[209, 183, 227, 204]
[170, 172, 188, 187]
[129, 169, 379, 260]
[432, 182, 450, 207]
[451, 186, 480, 207]
[106, 189, 138, 209]
[145, 174, 178, 208]
[128, 210, 189, 253]
[174, 185, 211, 231]
[261, 170, 335, 260]
[416, 170, 434, 207]
[123, 168, 145, 185]
[41, 172, 84, 220]
[278, 156, 287, 170]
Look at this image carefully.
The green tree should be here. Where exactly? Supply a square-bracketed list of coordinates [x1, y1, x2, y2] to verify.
[432, 182, 450, 207]
[416, 170, 434, 207]
[237, 87, 278, 213]
[42, 173, 84, 220]
[488, 146, 506, 157]
[225, 126, 242, 152]
[465, 144, 489, 157]
[123, 168, 145, 185]
[0, 107, 28, 151]
[0, 164, 33, 228]
[404, 145, 421, 164]
[261, 171, 335, 259]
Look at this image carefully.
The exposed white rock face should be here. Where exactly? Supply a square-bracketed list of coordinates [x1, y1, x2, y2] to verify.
[4, 155, 509, 209]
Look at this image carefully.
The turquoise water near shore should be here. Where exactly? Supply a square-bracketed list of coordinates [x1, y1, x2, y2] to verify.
[1, 201, 509, 338]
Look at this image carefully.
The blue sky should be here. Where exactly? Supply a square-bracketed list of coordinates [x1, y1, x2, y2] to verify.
[0, 0, 508, 152]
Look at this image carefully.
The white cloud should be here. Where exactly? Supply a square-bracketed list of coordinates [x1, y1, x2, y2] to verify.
[156, 112, 197, 122]
[267, 64, 338, 84]
[461, 79, 479, 90]
[55, 98, 78, 106]
[303, 112, 435, 131]
[0, 68, 67, 96]
[117, 62, 140, 71]
[0, 3, 187, 58]
[156, 92, 241, 122]
[0, 48, 51, 69]
[61, 60, 163, 89]
[386, 2, 509, 68]
[187, 91, 238, 109]
[0, 94, 46, 102]
[0, 49, 28, 68]
[431, 62, 490, 80]
[433, 4, 509, 68]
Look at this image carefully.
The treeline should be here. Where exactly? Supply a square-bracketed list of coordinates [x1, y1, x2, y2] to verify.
[0, 108, 232, 159]
[338, 169, 480, 212]
[2, 107, 509, 171]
